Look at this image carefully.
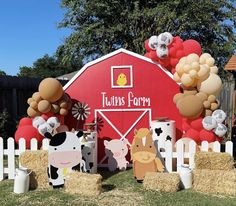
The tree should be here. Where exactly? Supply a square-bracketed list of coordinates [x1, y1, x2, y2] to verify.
[17, 54, 82, 78]
[0, 70, 6, 76]
[59, 0, 236, 69]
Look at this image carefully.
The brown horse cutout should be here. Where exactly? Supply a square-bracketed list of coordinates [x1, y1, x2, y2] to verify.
[131, 128, 164, 182]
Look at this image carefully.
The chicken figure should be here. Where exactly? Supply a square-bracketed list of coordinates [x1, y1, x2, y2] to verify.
[116, 73, 127, 86]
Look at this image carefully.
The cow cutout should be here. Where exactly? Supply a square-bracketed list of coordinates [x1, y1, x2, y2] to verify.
[104, 139, 129, 171]
[45, 131, 86, 188]
[131, 128, 164, 182]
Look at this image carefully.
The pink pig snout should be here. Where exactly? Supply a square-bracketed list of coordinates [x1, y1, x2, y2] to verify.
[113, 152, 121, 158]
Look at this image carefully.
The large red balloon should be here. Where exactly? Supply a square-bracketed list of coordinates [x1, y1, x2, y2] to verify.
[189, 117, 203, 131]
[183, 128, 200, 143]
[18, 117, 32, 127]
[199, 129, 216, 143]
[183, 39, 202, 56]
[15, 125, 43, 149]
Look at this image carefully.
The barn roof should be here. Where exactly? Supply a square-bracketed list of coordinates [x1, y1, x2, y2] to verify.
[225, 55, 236, 71]
[63, 48, 174, 90]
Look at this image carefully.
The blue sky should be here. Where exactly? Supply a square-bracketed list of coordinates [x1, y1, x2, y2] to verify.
[0, 0, 71, 76]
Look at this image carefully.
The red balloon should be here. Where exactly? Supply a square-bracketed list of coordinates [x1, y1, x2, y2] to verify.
[183, 128, 200, 143]
[144, 39, 152, 52]
[19, 117, 32, 127]
[169, 47, 177, 57]
[170, 58, 179, 67]
[215, 136, 223, 143]
[175, 50, 185, 59]
[15, 125, 43, 149]
[144, 53, 151, 58]
[149, 50, 158, 60]
[182, 118, 191, 131]
[183, 39, 202, 56]
[199, 129, 216, 143]
[189, 117, 203, 131]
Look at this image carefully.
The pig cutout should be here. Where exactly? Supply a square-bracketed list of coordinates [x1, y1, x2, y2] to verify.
[104, 139, 129, 171]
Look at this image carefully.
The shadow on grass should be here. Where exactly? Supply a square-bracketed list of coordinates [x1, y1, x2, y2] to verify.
[98, 167, 132, 180]
[102, 184, 116, 192]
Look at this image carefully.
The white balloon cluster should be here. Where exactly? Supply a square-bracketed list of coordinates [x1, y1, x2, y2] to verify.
[202, 110, 227, 137]
[33, 116, 60, 136]
[148, 32, 173, 59]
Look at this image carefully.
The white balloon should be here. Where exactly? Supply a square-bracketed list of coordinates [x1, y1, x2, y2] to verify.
[212, 109, 226, 123]
[38, 122, 53, 136]
[157, 32, 173, 46]
[156, 44, 169, 59]
[47, 117, 60, 129]
[214, 123, 227, 137]
[32, 116, 46, 129]
[148, 35, 158, 50]
[202, 116, 217, 131]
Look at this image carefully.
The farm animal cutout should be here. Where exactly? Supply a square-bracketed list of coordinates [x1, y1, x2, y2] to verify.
[44, 131, 85, 188]
[131, 128, 164, 182]
[104, 139, 129, 171]
[116, 73, 127, 86]
[81, 144, 94, 173]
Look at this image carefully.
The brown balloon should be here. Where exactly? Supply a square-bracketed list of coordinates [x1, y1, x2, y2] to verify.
[38, 78, 63, 103]
[32, 92, 42, 103]
[59, 100, 68, 109]
[27, 107, 40, 118]
[176, 95, 204, 119]
[38, 100, 51, 113]
[27, 97, 34, 105]
[59, 108, 68, 116]
[30, 101, 38, 110]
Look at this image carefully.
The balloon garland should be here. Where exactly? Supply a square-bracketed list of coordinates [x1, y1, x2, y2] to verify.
[144, 32, 227, 143]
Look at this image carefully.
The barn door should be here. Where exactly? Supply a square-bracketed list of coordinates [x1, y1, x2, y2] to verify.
[94, 109, 151, 166]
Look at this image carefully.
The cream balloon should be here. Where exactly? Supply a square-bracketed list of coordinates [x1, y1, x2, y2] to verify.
[197, 73, 222, 96]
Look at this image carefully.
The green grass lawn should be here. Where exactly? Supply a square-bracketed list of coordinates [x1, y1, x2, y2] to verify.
[1, 169, 236, 206]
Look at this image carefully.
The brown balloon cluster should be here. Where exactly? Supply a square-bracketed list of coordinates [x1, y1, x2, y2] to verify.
[27, 78, 72, 117]
[173, 53, 222, 119]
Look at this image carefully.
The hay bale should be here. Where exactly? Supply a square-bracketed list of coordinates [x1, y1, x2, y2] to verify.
[19, 150, 48, 169]
[143, 172, 180, 192]
[19, 150, 49, 190]
[65, 171, 102, 196]
[194, 152, 234, 171]
[193, 169, 236, 196]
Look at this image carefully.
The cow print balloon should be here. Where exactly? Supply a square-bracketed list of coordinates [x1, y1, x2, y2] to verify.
[202, 116, 217, 131]
[212, 110, 226, 123]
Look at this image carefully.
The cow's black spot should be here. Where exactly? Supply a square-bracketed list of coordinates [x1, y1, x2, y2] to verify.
[81, 145, 85, 150]
[167, 123, 170, 126]
[89, 162, 94, 169]
[155, 128, 163, 136]
[166, 135, 172, 141]
[87, 152, 91, 155]
[73, 147, 76, 150]
[76, 130, 84, 138]
[49, 132, 66, 146]
[50, 165, 59, 180]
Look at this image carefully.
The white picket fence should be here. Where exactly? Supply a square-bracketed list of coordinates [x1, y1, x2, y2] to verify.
[0, 137, 234, 180]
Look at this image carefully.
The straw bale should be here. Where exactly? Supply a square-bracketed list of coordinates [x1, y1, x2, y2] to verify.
[29, 168, 50, 190]
[193, 169, 236, 196]
[65, 171, 102, 196]
[143, 172, 180, 192]
[19, 150, 49, 190]
[194, 152, 234, 171]
[19, 150, 48, 170]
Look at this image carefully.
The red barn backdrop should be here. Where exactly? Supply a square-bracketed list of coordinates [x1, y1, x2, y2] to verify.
[64, 49, 182, 166]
